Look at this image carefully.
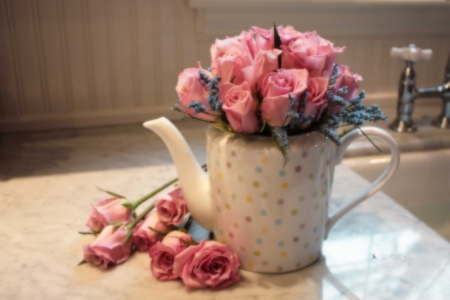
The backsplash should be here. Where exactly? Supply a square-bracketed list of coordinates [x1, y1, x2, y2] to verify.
[0, 0, 449, 132]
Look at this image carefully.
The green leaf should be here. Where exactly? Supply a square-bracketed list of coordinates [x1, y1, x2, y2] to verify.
[212, 117, 234, 133]
[96, 187, 126, 199]
[258, 121, 266, 133]
[273, 23, 282, 68]
[270, 127, 288, 165]
[148, 227, 172, 235]
[122, 201, 133, 210]
[121, 228, 132, 246]
[109, 221, 123, 227]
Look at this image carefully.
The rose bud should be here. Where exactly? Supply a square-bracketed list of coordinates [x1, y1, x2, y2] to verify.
[282, 31, 344, 78]
[220, 81, 260, 133]
[132, 211, 172, 252]
[251, 25, 302, 48]
[329, 65, 363, 115]
[86, 197, 132, 231]
[155, 187, 188, 226]
[210, 34, 253, 85]
[298, 77, 329, 129]
[149, 231, 192, 280]
[176, 63, 219, 121]
[260, 69, 308, 127]
[173, 240, 240, 290]
[82, 225, 132, 270]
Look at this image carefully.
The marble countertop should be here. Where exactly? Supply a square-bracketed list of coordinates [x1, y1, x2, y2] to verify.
[1, 121, 449, 299]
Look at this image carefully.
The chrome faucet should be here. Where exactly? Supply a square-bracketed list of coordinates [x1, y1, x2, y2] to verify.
[389, 44, 450, 132]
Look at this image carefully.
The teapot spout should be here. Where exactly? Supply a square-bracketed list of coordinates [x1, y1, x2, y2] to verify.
[143, 117, 213, 231]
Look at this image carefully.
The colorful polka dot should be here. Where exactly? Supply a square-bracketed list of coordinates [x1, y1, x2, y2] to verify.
[291, 209, 298, 216]
[261, 192, 268, 198]
[262, 260, 268, 266]
[308, 174, 313, 180]
[225, 203, 231, 210]
[277, 199, 285, 205]
[218, 172, 223, 179]
[262, 157, 269, 164]
[240, 246, 246, 251]
[231, 150, 236, 156]
[280, 251, 287, 257]
[302, 151, 308, 158]
[322, 190, 326, 197]
[247, 263, 254, 270]
[226, 162, 232, 168]
[277, 266, 283, 272]
[300, 223, 305, 229]
[296, 262, 302, 268]
[299, 195, 305, 202]
[254, 250, 261, 257]
[278, 170, 286, 177]
[275, 219, 282, 225]
[281, 182, 289, 189]
[233, 222, 239, 229]
[293, 237, 299, 243]
[278, 241, 284, 247]
[255, 167, 262, 173]
[256, 238, 262, 244]
[228, 232, 234, 238]
[320, 148, 324, 154]
[245, 216, 252, 222]
[231, 193, 236, 200]
[295, 165, 302, 172]
[313, 227, 318, 233]
[253, 181, 260, 188]
[260, 210, 267, 216]
[304, 243, 309, 249]
[309, 255, 314, 262]
[261, 227, 269, 234]
[246, 196, 253, 203]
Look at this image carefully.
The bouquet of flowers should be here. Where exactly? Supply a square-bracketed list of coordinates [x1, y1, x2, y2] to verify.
[173, 25, 386, 157]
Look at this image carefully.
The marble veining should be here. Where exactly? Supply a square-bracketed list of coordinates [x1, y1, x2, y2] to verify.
[0, 120, 449, 299]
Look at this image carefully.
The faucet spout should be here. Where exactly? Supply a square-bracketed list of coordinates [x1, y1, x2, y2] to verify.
[143, 117, 213, 231]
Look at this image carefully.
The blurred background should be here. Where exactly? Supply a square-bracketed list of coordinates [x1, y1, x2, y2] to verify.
[0, 0, 449, 132]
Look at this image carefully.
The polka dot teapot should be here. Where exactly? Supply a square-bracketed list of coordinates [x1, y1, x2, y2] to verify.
[144, 117, 399, 273]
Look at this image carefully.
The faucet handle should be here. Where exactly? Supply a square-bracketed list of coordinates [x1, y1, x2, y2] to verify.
[390, 44, 433, 62]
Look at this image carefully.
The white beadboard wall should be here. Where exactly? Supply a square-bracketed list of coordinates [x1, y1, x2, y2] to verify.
[0, 0, 449, 132]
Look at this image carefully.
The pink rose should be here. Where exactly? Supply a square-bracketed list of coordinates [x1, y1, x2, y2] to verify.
[220, 81, 260, 133]
[173, 241, 240, 290]
[132, 211, 172, 252]
[260, 69, 309, 127]
[210, 34, 253, 85]
[251, 25, 302, 48]
[242, 49, 282, 91]
[282, 31, 345, 78]
[176, 63, 219, 121]
[83, 225, 132, 270]
[329, 65, 362, 115]
[155, 187, 188, 226]
[299, 77, 329, 128]
[86, 197, 132, 231]
[149, 231, 192, 280]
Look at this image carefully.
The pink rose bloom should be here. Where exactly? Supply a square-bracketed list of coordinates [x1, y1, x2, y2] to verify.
[83, 225, 132, 270]
[132, 211, 172, 252]
[155, 187, 188, 226]
[86, 197, 132, 231]
[251, 25, 302, 47]
[176, 63, 219, 121]
[149, 231, 192, 280]
[220, 81, 260, 133]
[173, 241, 240, 290]
[329, 65, 362, 115]
[242, 49, 282, 91]
[299, 77, 329, 129]
[260, 69, 309, 127]
[210, 34, 253, 85]
[282, 31, 345, 78]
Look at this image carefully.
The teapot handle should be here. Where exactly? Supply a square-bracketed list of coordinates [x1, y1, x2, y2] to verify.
[325, 127, 400, 238]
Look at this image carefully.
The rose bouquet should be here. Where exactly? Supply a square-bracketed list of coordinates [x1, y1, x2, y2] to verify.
[173, 25, 386, 157]
[79, 184, 240, 290]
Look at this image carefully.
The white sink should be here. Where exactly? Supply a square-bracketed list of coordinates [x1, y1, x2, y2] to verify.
[344, 148, 450, 241]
